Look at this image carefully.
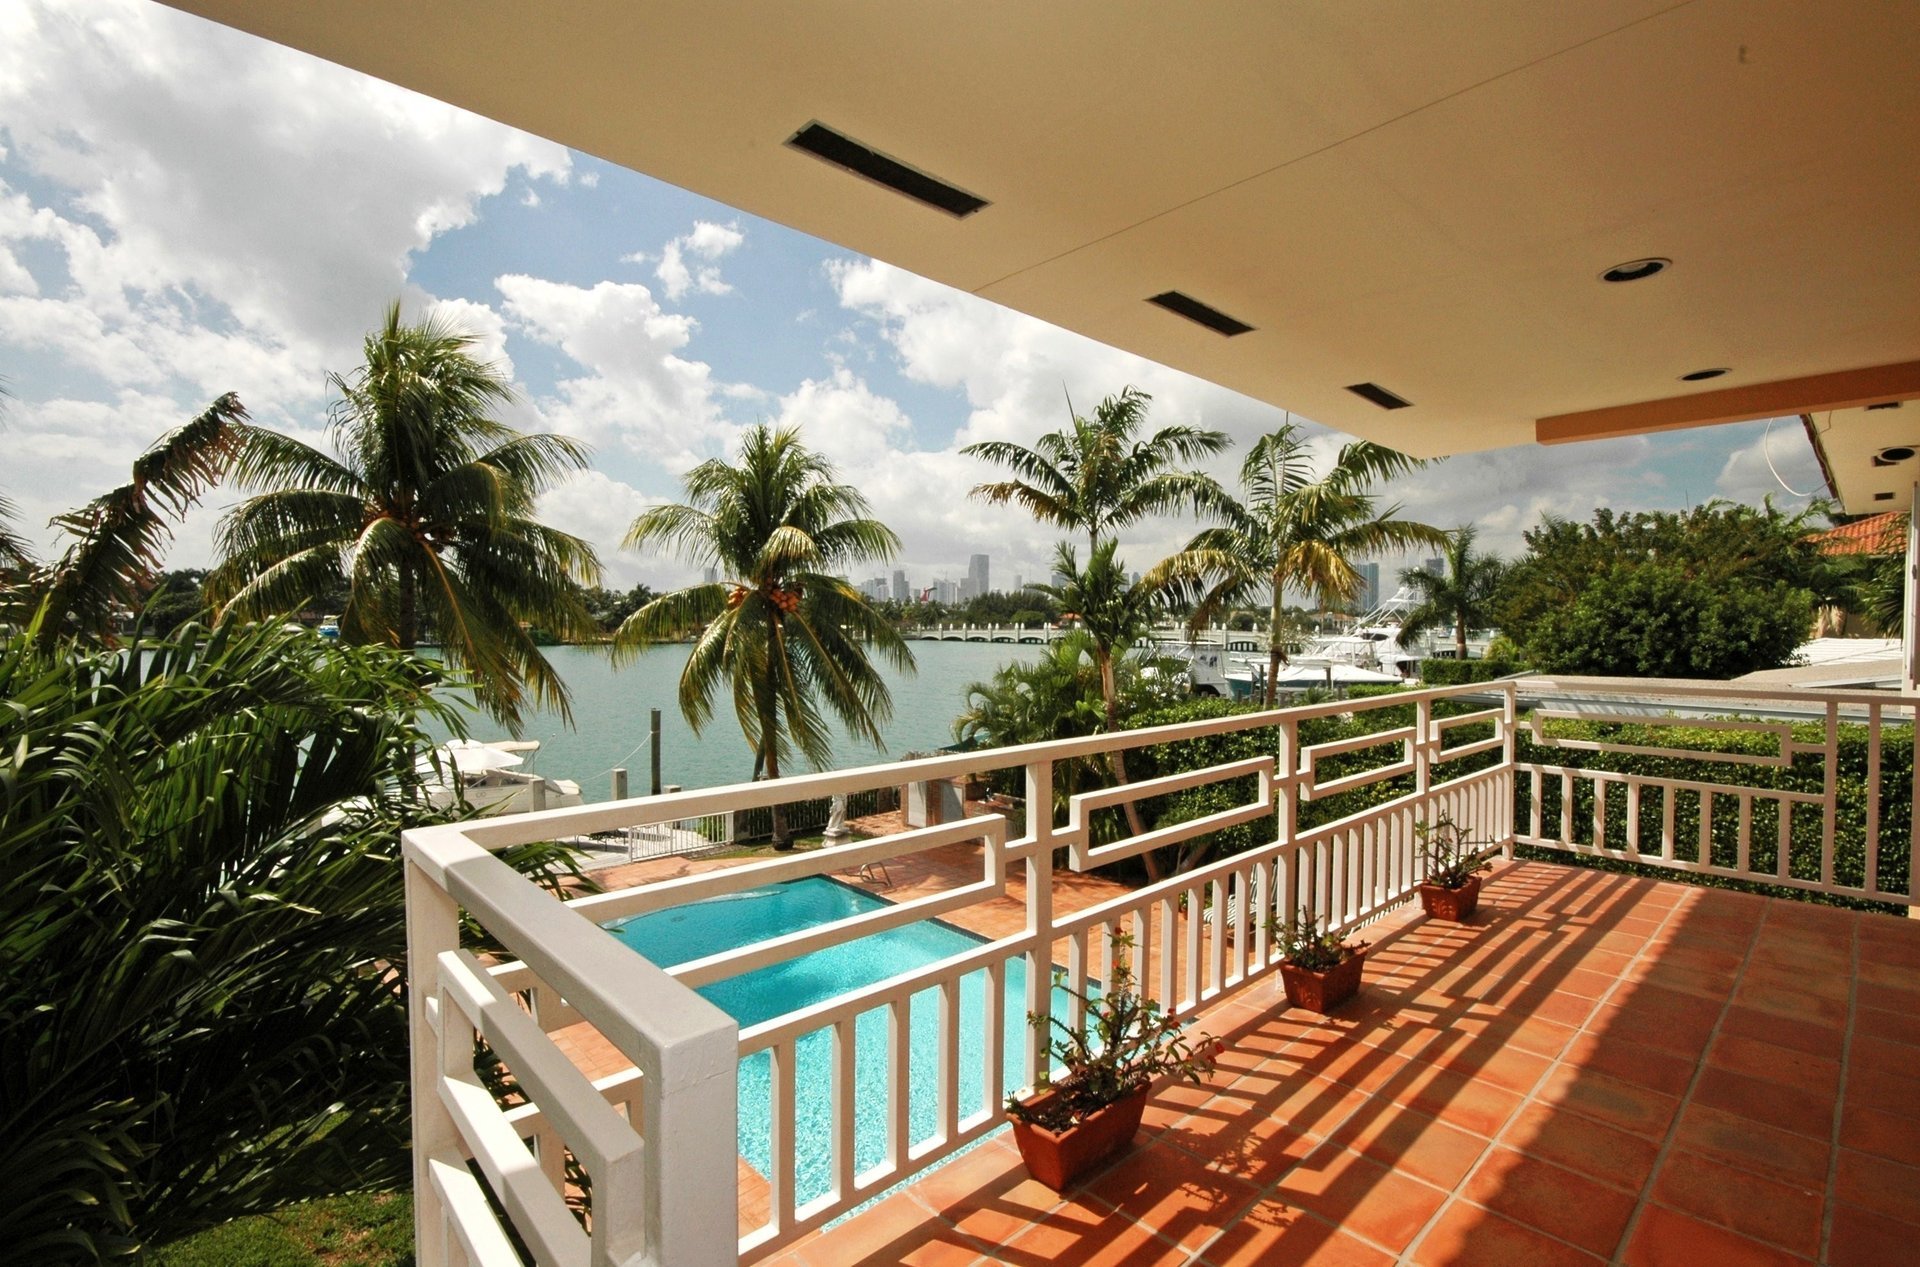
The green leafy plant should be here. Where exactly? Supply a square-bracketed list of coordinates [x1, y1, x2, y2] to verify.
[0, 617, 581, 1261]
[1006, 934, 1221, 1132]
[1416, 811, 1494, 890]
[1270, 911, 1365, 971]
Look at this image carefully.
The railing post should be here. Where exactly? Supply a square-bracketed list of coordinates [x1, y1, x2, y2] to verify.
[1414, 695, 1434, 802]
[1023, 758, 1055, 1087]
[405, 855, 462, 1267]
[1275, 717, 1298, 926]
[1501, 683, 1518, 859]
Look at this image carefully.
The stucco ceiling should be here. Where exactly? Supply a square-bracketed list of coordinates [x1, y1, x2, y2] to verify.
[163, 0, 1920, 504]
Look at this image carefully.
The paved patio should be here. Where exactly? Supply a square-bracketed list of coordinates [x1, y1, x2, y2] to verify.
[761, 861, 1920, 1266]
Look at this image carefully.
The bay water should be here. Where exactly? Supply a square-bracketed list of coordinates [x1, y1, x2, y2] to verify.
[438, 641, 1043, 801]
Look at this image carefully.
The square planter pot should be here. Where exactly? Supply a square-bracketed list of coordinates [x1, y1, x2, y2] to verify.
[1008, 1082, 1151, 1191]
[1279, 948, 1366, 1014]
[1420, 874, 1482, 922]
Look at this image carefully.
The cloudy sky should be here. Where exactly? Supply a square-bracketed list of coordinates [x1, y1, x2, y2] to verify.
[0, 0, 1830, 596]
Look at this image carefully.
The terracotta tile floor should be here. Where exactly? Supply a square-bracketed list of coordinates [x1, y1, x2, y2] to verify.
[747, 861, 1920, 1266]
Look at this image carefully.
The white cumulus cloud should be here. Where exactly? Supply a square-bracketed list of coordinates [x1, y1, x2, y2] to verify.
[654, 220, 744, 301]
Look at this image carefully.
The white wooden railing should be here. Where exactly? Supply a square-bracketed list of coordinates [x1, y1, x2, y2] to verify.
[1512, 677, 1919, 909]
[401, 675, 1915, 1266]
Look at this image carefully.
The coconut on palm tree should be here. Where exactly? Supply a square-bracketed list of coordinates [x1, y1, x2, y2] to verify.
[210, 303, 600, 728]
[615, 423, 913, 848]
[1155, 419, 1445, 706]
[1397, 525, 1505, 662]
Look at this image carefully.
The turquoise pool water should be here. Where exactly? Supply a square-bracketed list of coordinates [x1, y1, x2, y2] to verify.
[604, 877, 1064, 1209]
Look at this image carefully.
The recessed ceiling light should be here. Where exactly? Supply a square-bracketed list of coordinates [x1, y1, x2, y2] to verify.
[1146, 291, 1254, 337]
[1345, 382, 1412, 410]
[1679, 368, 1729, 382]
[787, 122, 989, 218]
[1876, 447, 1916, 464]
[1600, 257, 1671, 283]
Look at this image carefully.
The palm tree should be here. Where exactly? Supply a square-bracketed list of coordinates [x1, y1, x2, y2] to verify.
[3, 395, 248, 649]
[211, 303, 600, 728]
[1397, 525, 1505, 661]
[1155, 419, 1445, 706]
[962, 386, 1229, 560]
[954, 631, 1111, 750]
[616, 424, 913, 848]
[1031, 538, 1179, 869]
[964, 387, 1225, 854]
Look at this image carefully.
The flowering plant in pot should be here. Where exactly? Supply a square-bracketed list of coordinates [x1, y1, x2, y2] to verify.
[1006, 934, 1222, 1190]
[1271, 912, 1367, 1014]
[1415, 811, 1493, 921]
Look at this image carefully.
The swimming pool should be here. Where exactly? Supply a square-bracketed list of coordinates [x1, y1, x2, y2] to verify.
[604, 876, 1067, 1210]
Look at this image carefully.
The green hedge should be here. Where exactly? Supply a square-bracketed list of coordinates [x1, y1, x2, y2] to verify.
[1517, 716, 1912, 910]
[1418, 658, 1522, 685]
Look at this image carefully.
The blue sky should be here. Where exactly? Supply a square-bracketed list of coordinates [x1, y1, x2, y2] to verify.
[0, 0, 1830, 594]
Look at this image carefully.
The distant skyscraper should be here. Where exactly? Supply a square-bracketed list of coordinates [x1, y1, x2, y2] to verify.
[968, 553, 990, 597]
[891, 569, 909, 602]
[1359, 562, 1380, 610]
[958, 577, 975, 602]
[1049, 570, 1068, 590]
[934, 578, 959, 604]
[1130, 571, 1141, 588]
[1424, 557, 1445, 577]
[1014, 574, 1023, 593]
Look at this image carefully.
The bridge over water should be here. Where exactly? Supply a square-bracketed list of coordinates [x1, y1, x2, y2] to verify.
[907, 624, 1269, 652]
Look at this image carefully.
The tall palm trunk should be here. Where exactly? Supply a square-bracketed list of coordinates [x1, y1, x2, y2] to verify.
[397, 560, 417, 651]
[763, 652, 791, 851]
[1455, 612, 1468, 661]
[1264, 590, 1285, 708]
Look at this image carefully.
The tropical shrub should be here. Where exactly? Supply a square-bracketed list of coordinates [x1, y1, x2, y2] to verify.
[1495, 504, 1826, 678]
[1418, 657, 1522, 685]
[0, 617, 573, 1261]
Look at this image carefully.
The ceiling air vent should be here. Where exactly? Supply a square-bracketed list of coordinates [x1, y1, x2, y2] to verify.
[787, 122, 988, 217]
[1146, 291, 1254, 337]
[1345, 382, 1413, 410]
[1866, 401, 1905, 411]
[1874, 492, 1897, 501]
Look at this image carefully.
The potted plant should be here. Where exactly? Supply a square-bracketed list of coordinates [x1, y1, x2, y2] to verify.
[1415, 811, 1493, 921]
[1006, 935, 1223, 1190]
[1272, 912, 1367, 1014]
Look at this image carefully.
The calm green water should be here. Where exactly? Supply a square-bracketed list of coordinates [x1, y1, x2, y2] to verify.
[436, 641, 1042, 801]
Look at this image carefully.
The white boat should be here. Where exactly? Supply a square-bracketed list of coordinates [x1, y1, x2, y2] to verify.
[1225, 588, 1427, 699]
[419, 738, 583, 814]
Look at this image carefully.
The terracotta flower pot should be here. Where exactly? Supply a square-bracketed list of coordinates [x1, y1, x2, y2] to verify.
[1420, 874, 1482, 922]
[1009, 1082, 1151, 1191]
[1279, 948, 1366, 1014]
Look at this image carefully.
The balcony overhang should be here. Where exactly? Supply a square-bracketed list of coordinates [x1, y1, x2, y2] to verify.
[162, 1, 1919, 466]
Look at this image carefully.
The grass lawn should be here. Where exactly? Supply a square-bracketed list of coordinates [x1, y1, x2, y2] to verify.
[152, 1191, 413, 1267]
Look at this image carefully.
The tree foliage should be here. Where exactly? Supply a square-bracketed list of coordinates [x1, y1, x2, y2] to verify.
[0, 618, 577, 1262]
[1154, 419, 1442, 705]
[211, 303, 600, 728]
[617, 424, 913, 844]
[1397, 525, 1505, 661]
[1495, 503, 1826, 679]
[961, 386, 1227, 551]
[5, 395, 248, 648]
